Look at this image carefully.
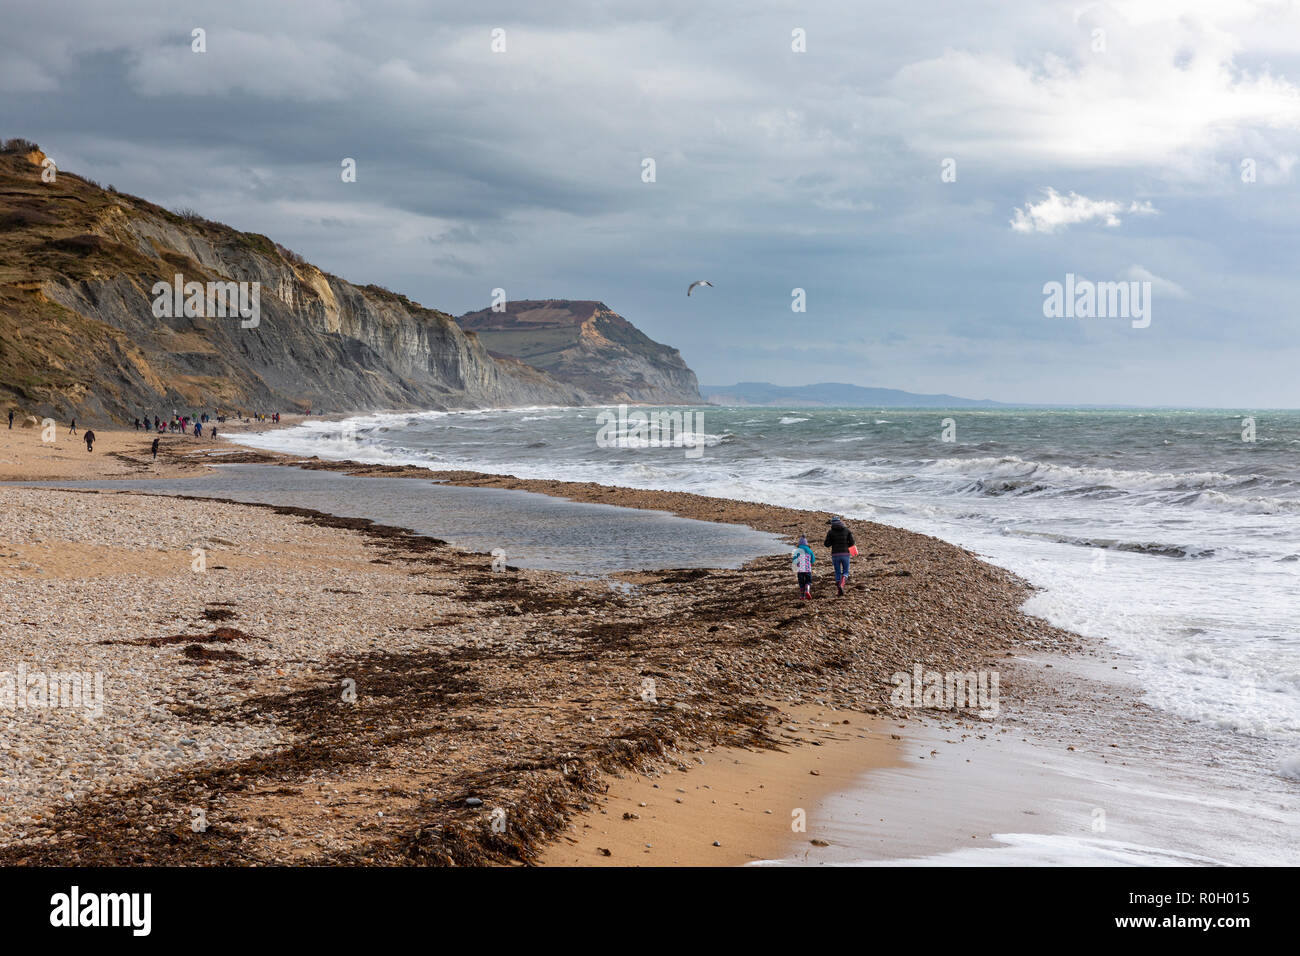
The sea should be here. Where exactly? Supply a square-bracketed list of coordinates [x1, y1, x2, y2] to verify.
[226, 404, 1300, 865]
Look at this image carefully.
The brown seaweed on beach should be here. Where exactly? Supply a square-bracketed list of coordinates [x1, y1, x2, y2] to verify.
[183, 644, 248, 662]
[103, 626, 260, 647]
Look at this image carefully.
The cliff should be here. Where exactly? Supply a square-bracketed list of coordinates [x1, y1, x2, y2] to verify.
[455, 299, 701, 404]
[0, 144, 679, 423]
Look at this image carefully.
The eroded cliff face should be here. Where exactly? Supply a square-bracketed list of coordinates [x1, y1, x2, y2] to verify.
[0, 150, 592, 422]
[455, 299, 701, 404]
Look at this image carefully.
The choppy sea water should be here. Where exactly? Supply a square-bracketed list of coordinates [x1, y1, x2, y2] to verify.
[227, 405, 1300, 864]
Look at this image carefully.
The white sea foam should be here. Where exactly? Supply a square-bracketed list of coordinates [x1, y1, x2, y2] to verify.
[825, 834, 1231, 867]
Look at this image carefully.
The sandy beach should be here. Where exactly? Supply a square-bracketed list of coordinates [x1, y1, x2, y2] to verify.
[2, 425, 1081, 865]
[537, 704, 905, 865]
[0, 415, 309, 482]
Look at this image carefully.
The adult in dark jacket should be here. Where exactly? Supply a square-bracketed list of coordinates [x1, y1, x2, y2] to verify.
[83, 429, 96, 452]
[824, 516, 855, 596]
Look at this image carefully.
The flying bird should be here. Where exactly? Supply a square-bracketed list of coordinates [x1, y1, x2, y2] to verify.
[687, 280, 714, 297]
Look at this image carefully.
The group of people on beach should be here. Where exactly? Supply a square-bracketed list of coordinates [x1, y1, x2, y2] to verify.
[129, 408, 279, 439]
[792, 516, 857, 600]
[133, 411, 222, 438]
[7, 403, 287, 458]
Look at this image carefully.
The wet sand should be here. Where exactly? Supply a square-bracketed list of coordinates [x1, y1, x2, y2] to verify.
[538, 703, 904, 866]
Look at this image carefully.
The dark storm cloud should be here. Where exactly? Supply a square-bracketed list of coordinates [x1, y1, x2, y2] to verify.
[5, 0, 1300, 405]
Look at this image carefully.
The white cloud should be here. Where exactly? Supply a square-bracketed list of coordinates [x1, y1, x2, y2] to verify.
[1010, 188, 1156, 233]
[887, 2, 1300, 176]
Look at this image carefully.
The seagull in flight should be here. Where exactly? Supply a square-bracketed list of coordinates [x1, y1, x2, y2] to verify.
[687, 280, 714, 297]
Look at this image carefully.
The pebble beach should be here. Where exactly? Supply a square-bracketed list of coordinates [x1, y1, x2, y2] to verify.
[0, 424, 1080, 865]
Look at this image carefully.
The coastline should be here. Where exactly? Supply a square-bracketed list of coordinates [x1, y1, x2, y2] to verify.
[0, 422, 1107, 866]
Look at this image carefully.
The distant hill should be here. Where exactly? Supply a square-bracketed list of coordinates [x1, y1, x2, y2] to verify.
[701, 381, 1004, 408]
[455, 299, 700, 404]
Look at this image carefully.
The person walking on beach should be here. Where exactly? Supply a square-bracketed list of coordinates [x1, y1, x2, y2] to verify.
[7, 410, 12, 430]
[792, 534, 816, 600]
[824, 516, 856, 597]
[69, 418, 77, 436]
[151, 436, 160, 460]
[83, 429, 95, 453]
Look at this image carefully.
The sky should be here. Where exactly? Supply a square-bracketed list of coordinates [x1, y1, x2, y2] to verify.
[3, 0, 1300, 406]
